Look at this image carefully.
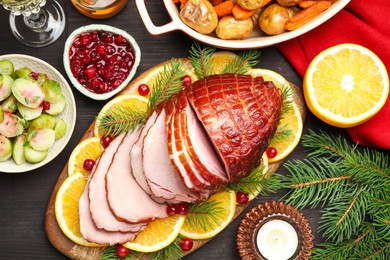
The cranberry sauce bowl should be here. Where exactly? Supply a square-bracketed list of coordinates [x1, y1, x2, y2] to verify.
[63, 24, 141, 100]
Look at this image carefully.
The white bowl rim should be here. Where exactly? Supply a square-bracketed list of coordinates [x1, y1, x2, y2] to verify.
[137, 0, 351, 49]
[63, 24, 141, 100]
[0, 53, 76, 173]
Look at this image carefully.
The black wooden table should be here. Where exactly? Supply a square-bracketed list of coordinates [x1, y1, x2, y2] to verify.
[0, 1, 370, 259]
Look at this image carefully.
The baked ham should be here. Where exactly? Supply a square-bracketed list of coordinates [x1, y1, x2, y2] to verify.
[79, 73, 282, 244]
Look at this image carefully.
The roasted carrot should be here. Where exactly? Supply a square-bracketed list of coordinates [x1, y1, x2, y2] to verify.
[285, 1, 331, 30]
[172, 0, 188, 9]
[210, 0, 225, 6]
[214, 0, 235, 18]
[232, 4, 257, 20]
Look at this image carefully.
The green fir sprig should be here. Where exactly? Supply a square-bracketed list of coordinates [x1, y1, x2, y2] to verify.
[277, 130, 390, 259]
[189, 42, 261, 78]
[186, 200, 226, 232]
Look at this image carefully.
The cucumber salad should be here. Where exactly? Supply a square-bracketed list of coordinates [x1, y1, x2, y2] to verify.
[0, 59, 67, 165]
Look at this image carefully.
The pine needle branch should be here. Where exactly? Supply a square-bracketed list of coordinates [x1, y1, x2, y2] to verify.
[188, 42, 215, 79]
[222, 49, 261, 74]
[187, 200, 225, 232]
[227, 166, 280, 197]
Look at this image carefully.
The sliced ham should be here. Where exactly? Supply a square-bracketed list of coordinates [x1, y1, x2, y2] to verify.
[106, 128, 169, 223]
[79, 182, 139, 245]
[88, 134, 144, 232]
[130, 112, 158, 196]
[142, 109, 199, 204]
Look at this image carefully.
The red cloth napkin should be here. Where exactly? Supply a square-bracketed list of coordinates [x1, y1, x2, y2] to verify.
[277, 0, 390, 150]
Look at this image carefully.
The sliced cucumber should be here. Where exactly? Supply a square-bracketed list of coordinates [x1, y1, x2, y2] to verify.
[0, 60, 14, 76]
[1, 95, 17, 113]
[24, 145, 47, 163]
[0, 74, 13, 101]
[28, 114, 56, 132]
[17, 102, 43, 121]
[27, 128, 55, 151]
[13, 135, 26, 165]
[0, 111, 24, 137]
[0, 134, 12, 162]
[12, 78, 45, 108]
[45, 95, 66, 116]
[54, 118, 67, 139]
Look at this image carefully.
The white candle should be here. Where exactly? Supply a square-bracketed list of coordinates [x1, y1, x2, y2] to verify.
[256, 219, 299, 260]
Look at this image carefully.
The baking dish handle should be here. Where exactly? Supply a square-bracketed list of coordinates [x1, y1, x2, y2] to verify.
[135, 0, 179, 35]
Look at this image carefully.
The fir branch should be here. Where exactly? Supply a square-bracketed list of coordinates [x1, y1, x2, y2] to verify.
[96, 107, 147, 137]
[187, 200, 225, 232]
[281, 157, 352, 209]
[188, 42, 215, 79]
[222, 49, 261, 75]
[146, 235, 183, 260]
[227, 166, 280, 197]
[148, 59, 187, 111]
[319, 185, 369, 243]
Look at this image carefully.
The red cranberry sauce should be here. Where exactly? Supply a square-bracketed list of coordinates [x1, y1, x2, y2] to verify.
[69, 30, 135, 94]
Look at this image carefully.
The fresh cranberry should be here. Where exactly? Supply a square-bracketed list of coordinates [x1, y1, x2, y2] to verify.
[266, 147, 278, 159]
[181, 75, 192, 87]
[30, 71, 39, 80]
[41, 101, 51, 111]
[138, 84, 150, 96]
[83, 159, 95, 171]
[177, 203, 189, 215]
[84, 67, 96, 79]
[101, 135, 113, 147]
[180, 237, 193, 251]
[166, 204, 178, 216]
[236, 191, 249, 204]
[116, 245, 129, 258]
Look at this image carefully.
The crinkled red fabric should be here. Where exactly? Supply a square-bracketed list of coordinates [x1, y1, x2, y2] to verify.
[277, 0, 390, 149]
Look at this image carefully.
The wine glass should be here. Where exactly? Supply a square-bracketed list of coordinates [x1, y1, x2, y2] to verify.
[0, 0, 65, 47]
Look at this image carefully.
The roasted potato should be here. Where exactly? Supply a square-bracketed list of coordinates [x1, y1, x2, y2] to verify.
[259, 3, 294, 35]
[180, 0, 218, 34]
[215, 16, 253, 39]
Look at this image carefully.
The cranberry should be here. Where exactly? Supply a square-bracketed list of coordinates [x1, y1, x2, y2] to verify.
[266, 147, 278, 159]
[138, 84, 150, 96]
[84, 67, 96, 79]
[30, 71, 39, 80]
[101, 135, 113, 147]
[68, 30, 135, 94]
[166, 204, 178, 216]
[236, 191, 249, 204]
[83, 159, 95, 171]
[41, 101, 51, 111]
[177, 203, 189, 215]
[180, 237, 193, 251]
[181, 75, 192, 87]
[116, 245, 129, 258]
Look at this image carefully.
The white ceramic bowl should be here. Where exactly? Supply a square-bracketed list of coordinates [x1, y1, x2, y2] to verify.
[63, 24, 141, 100]
[136, 0, 351, 49]
[0, 54, 76, 173]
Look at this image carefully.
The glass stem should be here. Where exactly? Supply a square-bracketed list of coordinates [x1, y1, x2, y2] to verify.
[23, 9, 47, 30]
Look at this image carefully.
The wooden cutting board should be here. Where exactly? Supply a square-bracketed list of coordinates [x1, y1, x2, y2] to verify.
[45, 58, 306, 259]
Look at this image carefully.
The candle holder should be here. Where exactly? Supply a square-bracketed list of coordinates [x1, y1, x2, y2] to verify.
[237, 201, 314, 260]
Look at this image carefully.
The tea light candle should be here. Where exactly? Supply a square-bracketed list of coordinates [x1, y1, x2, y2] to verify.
[256, 219, 299, 260]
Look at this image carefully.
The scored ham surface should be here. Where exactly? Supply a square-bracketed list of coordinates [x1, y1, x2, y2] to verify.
[79, 73, 283, 244]
[186, 74, 283, 182]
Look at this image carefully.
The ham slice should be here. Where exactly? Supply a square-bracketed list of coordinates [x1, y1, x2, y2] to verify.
[88, 134, 144, 232]
[142, 109, 199, 203]
[106, 128, 169, 223]
[186, 74, 283, 182]
[79, 182, 139, 245]
[130, 112, 158, 195]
